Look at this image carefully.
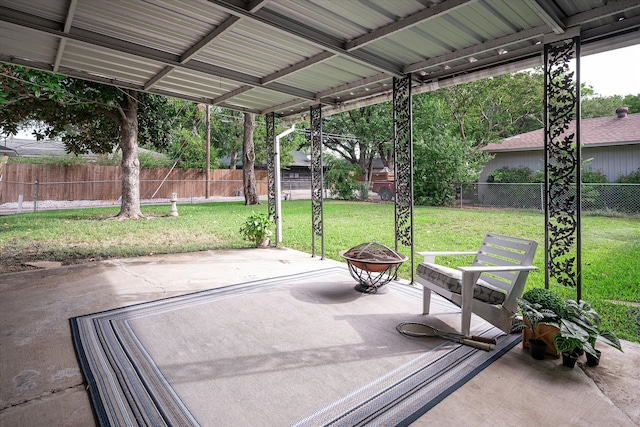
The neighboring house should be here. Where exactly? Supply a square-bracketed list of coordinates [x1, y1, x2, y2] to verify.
[2, 138, 86, 158]
[480, 108, 640, 183]
[221, 150, 313, 190]
[280, 150, 312, 189]
[2, 137, 165, 160]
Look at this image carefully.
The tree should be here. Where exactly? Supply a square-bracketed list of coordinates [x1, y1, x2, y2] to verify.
[211, 108, 244, 169]
[422, 71, 544, 145]
[0, 65, 175, 219]
[323, 156, 362, 200]
[413, 133, 491, 206]
[322, 103, 392, 182]
[164, 101, 220, 170]
[581, 93, 640, 118]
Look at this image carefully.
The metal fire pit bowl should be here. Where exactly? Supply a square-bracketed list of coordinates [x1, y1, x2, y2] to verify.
[339, 242, 408, 293]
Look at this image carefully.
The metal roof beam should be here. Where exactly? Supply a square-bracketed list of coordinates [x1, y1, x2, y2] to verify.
[523, 0, 565, 34]
[179, 16, 240, 64]
[0, 7, 320, 101]
[206, 0, 405, 77]
[316, 73, 389, 98]
[260, 51, 333, 85]
[344, 0, 474, 51]
[564, 0, 640, 27]
[53, 0, 77, 73]
[144, 66, 175, 91]
[404, 25, 547, 73]
[211, 85, 252, 105]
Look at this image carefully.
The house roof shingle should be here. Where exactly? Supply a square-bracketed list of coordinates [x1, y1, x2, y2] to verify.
[482, 111, 640, 152]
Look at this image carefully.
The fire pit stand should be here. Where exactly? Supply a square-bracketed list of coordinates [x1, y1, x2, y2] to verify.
[339, 242, 408, 293]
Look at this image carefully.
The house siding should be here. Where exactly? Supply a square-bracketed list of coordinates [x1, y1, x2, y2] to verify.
[481, 144, 640, 183]
[584, 145, 640, 182]
[480, 151, 543, 182]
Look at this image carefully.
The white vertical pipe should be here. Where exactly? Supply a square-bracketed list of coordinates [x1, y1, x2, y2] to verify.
[275, 125, 296, 243]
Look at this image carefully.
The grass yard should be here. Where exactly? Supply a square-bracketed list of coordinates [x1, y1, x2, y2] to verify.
[1, 199, 638, 342]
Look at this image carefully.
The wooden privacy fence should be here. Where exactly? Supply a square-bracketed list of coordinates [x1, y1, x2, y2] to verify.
[0, 164, 267, 202]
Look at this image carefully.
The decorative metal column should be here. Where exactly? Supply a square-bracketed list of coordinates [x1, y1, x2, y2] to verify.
[544, 36, 582, 300]
[393, 75, 414, 283]
[265, 112, 277, 245]
[309, 104, 324, 258]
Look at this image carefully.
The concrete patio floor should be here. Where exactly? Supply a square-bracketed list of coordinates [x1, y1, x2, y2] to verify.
[1, 247, 638, 426]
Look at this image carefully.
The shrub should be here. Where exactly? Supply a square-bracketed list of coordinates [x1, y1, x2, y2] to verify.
[323, 156, 362, 200]
[582, 169, 607, 183]
[616, 167, 640, 184]
[488, 166, 537, 183]
[522, 288, 567, 319]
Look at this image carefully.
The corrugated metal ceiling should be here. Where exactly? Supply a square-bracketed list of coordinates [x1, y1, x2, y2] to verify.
[1, 0, 639, 119]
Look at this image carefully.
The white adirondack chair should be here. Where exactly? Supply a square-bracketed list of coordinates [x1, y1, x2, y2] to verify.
[416, 233, 538, 336]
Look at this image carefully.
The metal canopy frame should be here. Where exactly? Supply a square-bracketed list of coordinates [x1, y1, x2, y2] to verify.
[2, 1, 639, 292]
[2, 1, 638, 118]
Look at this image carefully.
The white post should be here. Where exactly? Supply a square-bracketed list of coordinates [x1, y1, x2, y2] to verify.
[275, 125, 296, 243]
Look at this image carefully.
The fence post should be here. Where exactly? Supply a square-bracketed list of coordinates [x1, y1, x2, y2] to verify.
[33, 180, 39, 213]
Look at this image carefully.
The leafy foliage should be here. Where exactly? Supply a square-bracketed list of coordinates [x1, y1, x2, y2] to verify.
[488, 166, 539, 183]
[1, 65, 180, 218]
[166, 128, 220, 171]
[323, 156, 363, 200]
[425, 71, 545, 145]
[321, 104, 393, 182]
[239, 212, 273, 244]
[522, 288, 567, 319]
[616, 167, 640, 184]
[581, 93, 640, 118]
[511, 298, 559, 340]
[413, 134, 491, 206]
[554, 299, 623, 357]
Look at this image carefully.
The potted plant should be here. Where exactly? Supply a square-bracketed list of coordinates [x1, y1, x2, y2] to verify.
[511, 298, 559, 360]
[553, 318, 592, 368]
[239, 212, 273, 247]
[519, 288, 565, 357]
[556, 299, 623, 367]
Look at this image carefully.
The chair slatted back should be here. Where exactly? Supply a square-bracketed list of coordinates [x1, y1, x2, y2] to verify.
[472, 233, 538, 295]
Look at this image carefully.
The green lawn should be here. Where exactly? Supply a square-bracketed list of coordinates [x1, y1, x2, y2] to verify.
[1, 199, 638, 342]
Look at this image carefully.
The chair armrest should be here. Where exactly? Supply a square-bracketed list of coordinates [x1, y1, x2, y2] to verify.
[457, 265, 537, 273]
[417, 251, 476, 263]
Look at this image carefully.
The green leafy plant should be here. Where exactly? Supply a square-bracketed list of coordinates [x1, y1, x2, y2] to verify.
[554, 299, 623, 358]
[521, 288, 567, 319]
[239, 212, 273, 245]
[323, 156, 362, 200]
[511, 298, 559, 340]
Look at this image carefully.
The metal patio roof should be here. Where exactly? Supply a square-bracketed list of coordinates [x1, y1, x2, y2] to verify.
[1, 0, 640, 119]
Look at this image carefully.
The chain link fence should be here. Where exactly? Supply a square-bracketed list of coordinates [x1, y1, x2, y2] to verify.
[460, 183, 640, 216]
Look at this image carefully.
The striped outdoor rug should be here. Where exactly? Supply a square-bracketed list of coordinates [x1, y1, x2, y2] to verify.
[70, 267, 520, 426]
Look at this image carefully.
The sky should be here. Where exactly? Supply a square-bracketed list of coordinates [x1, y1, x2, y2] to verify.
[578, 44, 640, 97]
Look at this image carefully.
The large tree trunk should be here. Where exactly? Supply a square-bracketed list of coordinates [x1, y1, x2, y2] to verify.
[242, 112, 260, 205]
[116, 92, 144, 219]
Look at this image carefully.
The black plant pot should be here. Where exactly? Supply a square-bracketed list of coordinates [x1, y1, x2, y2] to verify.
[586, 349, 602, 367]
[562, 351, 580, 368]
[528, 338, 547, 360]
